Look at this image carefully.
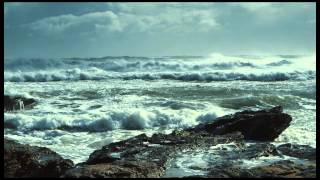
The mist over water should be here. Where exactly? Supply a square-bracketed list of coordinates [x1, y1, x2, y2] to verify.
[4, 54, 316, 166]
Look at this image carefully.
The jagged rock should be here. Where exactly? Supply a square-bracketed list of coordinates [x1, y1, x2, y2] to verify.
[64, 106, 294, 178]
[64, 132, 245, 178]
[4, 138, 74, 178]
[5, 106, 296, 178]
[187, 106, 292, 141]
[277, 143, 316, 160]
[4, 95, 36, 112]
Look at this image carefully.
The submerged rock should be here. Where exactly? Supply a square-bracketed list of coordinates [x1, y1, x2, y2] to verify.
[4, 138, 74, 178]
[187, 106, 292, 141]
[4, 95, 36, 112]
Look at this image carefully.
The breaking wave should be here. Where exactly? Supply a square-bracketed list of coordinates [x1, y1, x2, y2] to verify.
[123, 71, 315, 82]
[4, 56, 258, 72]
[4, 70, 316, 82]
[4, 109, 222, 132]
[4, 54, 316, 82]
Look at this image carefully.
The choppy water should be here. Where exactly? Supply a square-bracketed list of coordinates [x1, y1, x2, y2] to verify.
[4, 54, 316, 175]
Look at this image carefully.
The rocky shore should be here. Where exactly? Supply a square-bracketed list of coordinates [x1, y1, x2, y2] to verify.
[4, 104, 316, 178]
[4, 138, 73, 178]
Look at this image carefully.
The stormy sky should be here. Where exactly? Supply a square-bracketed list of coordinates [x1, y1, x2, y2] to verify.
[4, 2, 316, 58]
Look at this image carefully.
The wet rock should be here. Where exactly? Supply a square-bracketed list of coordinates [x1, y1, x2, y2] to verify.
[206, 166, 255, 178]
[249, 160, 316, 178]
[63, 161, 163, 178]
[188, 106, 292, 141]
[65, 106, 294, 178]
[202, 160, 316, 178]
[4, 138, 74, 178]
[241, 143, 279, 159]
[4, 95, 36, 112]
[65, 131, 245, 178]
[277, 143, 316, 160]
[170, 142, 279, 176]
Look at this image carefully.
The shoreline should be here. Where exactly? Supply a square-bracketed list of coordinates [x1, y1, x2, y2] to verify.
[4, 104, 316, 178]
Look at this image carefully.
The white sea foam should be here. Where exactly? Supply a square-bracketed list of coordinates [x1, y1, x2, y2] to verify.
[3, 55, 316, 166]
[4, 70, 316, 82]
[123, 71, 316, 82]
[4, 106, 225, 132]
[4, 128, 166, 164]
[4, 55, 316, 82]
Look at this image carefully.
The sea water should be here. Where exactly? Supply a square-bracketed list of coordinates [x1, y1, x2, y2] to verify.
[4, 54, 316, 175]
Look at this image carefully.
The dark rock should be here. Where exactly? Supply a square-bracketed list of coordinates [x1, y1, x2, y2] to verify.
[65, 131, 245, 178]
[187, 106, 291, 141]
[203, 160, 316, 178]
[3, 105, 309, 178]
[4, 138, 74, 178]
[64, 106, 294, 178]
[174, 142, 279, 175]
[240, 142, 279, 159]
[249, 160, 316, 178]
[4, 95, 36, 112]
[63, 161, 163, 178]
[277, 143, 316, 160]
[206, 166, 255, 178]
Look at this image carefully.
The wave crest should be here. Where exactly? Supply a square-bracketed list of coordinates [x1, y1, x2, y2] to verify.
[4, 109, 222, 132]
[4, 55, 316, 82]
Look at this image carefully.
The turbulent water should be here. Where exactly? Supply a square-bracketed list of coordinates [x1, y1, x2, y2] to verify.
[4, 54, 316, 176]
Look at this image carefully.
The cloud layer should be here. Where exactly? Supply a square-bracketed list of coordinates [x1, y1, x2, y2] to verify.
[28, 3, 220, 35]
[4, 2, 316, 58]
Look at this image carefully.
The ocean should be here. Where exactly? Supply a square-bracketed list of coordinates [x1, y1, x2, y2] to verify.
[4, 53, 316, 176]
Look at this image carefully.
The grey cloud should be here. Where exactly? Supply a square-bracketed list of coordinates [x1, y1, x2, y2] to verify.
[27, 4, 220, 35]
[28, 11, 122, 35]
[233, 2, 316, 24]
[4, 2, 316, 58]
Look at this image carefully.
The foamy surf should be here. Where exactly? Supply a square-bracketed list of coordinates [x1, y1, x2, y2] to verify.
[4, 55, 316, 82]
[4, 54, 316, 169]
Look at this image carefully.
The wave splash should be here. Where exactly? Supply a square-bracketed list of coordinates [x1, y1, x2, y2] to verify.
[5, 70, 316, 82]
[4, 108, 223, 132]
[4, 54, 316, 82]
